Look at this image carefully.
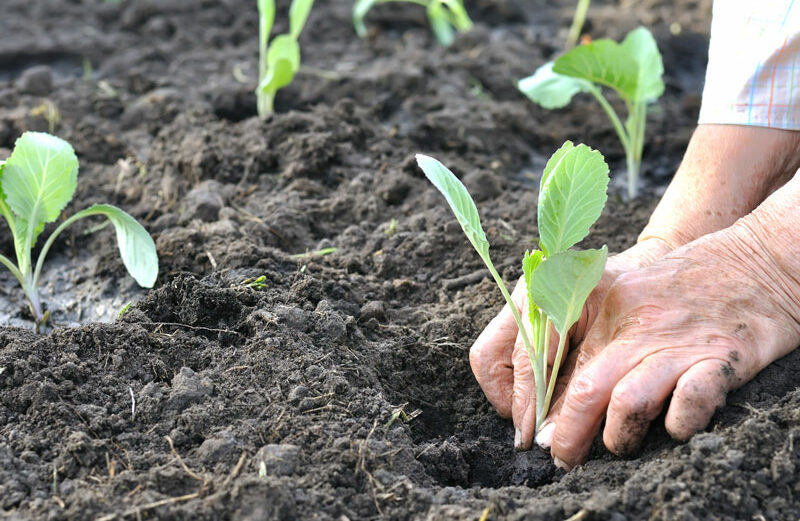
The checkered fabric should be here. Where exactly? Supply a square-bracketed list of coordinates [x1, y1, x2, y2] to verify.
[699, 0, 800, 130]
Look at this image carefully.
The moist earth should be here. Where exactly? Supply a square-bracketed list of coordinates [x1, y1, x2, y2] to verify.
[1, 0, 799, 520]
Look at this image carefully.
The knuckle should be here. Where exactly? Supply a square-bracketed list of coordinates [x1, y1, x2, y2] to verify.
[567, 373, 599, 410]
[609, 382, 656, 421]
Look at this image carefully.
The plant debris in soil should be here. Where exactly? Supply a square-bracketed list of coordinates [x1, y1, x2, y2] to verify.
[2, 0, 800, 520]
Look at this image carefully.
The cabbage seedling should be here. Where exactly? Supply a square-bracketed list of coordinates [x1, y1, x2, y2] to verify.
[417, 142, 609, 432]
[353, 0, 472, 46]
[0, 132, 158, 329]
[518, 27, 663, 199]
[256, 0, 314, 117]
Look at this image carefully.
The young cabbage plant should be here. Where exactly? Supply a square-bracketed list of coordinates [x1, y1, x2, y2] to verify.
[518, 27, 663, 199]
[417, 142, 609, 432]
[353, 0, 472, 46]
[0, 132, 158, 329]
[257, 0, 314, 118]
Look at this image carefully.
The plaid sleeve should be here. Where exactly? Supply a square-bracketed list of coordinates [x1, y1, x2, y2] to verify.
[699, 0, 800, 130]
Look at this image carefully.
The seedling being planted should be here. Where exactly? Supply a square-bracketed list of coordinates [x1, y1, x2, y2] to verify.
[518, 27, 663, 199]
[256, 0, 314, 118]
[0, 132, 158, 329]
[417, 142, 609, 432]
[353, 0, 472, 46]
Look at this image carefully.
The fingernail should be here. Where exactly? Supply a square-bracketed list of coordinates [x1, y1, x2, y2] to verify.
[535, 421, 555, 449]
[514, 428, 521, 450]
[553, 457, 571, 472]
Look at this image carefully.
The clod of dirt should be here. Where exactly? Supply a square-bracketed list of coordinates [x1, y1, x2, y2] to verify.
[16, 65, 53, 96]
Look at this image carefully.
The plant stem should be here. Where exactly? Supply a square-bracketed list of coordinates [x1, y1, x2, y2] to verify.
[587, 85, 630, 151]
[257, 2, 270, 118]
[625, 101, 646, 199]
[566, 0, 591, 49]
[539, 331, 569, 429]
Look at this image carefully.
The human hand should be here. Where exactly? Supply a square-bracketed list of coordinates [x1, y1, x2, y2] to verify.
[469, 237, 673, 450]
[543, 222, 800, 470]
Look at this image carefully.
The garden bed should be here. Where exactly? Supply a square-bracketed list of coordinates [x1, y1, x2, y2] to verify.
[2, 0, 800, 519]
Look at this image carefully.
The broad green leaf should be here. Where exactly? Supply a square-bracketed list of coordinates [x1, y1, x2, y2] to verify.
[353, 0, 378, 37]
[69, 204, 159, 288]
[258, 35, 300, 95]
[428, 1, 455, 46]
[258, 0, 276, 46]
[537, 144, 609, 257]
[518, 62, 592, 110]
[289, 0, 314, 39]
[3, 132, 78, 229]
[416, 154, 489, 257]
[532, 247, 607, 335]
[621, 26, 664, 102]
[553, 40, 638, 101]
[540, 141, 574, 192]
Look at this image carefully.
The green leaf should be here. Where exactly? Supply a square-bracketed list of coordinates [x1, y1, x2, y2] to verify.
[0, 161, 16, 236]
[353, 0, 378, 37]
[3, 131, 78, 229]
[258, 35, 301, 95]
[540, 141, 574, 192]
[518, 62, 592, 110]
[258, 0, 276, 45]
[441, 0, 473, 31]
[553, 39, 638, 101]
[289, 0, 314, 39]
[416, 154, 489, 258]
[532, 247, 607, 336]
[523, 249, 544, 327]
[537, 143, 609, 257]
[621, 26, 664, 102]
[427, 1, 455, 46]
[69, 204, 159, 288]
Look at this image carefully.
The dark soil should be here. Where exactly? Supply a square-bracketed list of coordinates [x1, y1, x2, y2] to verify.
[2, 1, 799, 520]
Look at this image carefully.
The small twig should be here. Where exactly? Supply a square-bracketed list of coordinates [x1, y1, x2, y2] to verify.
[565, 509, 589, 521]
[222, 451, 248, 488]
[128, 386, 136, 420]
[140, 322, 242, 337]
[165, 436, 207, 484]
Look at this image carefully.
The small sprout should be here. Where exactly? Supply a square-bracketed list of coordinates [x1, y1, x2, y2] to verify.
[417, 141, 609, 432]
[258, 460, 268, 478]
[0, 132, 159, 330]
[353, 0, 473, 46]
[118, 302, 132, 318]
[82, 57, 93, 82]
[289, 247, 338, 259]
[31, 100, 60, 134]
[384, 218, 398, 236]
[242, 275, 268, 290]
[518, 27, 663, 199]
[256, 0, 315, 117]
[385, 402, 422, 430]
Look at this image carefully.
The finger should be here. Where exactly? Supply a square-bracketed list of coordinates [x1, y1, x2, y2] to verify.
[664, 358, 732, 441]
[602, 355, 684, 456]
[550, 339, 642, 470]
[512, 286, 538, 451]
[470, 277, 526, 417]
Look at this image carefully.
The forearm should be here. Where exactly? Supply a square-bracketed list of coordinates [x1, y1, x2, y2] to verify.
[639, 124, 800, 248]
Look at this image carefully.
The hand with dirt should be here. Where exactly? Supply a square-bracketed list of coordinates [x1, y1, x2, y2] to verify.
[470, 125, 800, 458]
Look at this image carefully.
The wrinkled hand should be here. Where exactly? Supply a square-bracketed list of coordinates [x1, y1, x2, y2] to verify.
[545, 223, 800, 470]
[469, 238, 673, 450]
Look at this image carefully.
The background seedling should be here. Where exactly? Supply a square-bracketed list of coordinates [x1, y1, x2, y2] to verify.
[353, 0, 472, 46]
[518, 27, 663, 199]
[417, 141, 609, 431]
[566, 0, 591, 48]
[0, 132, 158, 330]
[256, 0, 314, 117]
